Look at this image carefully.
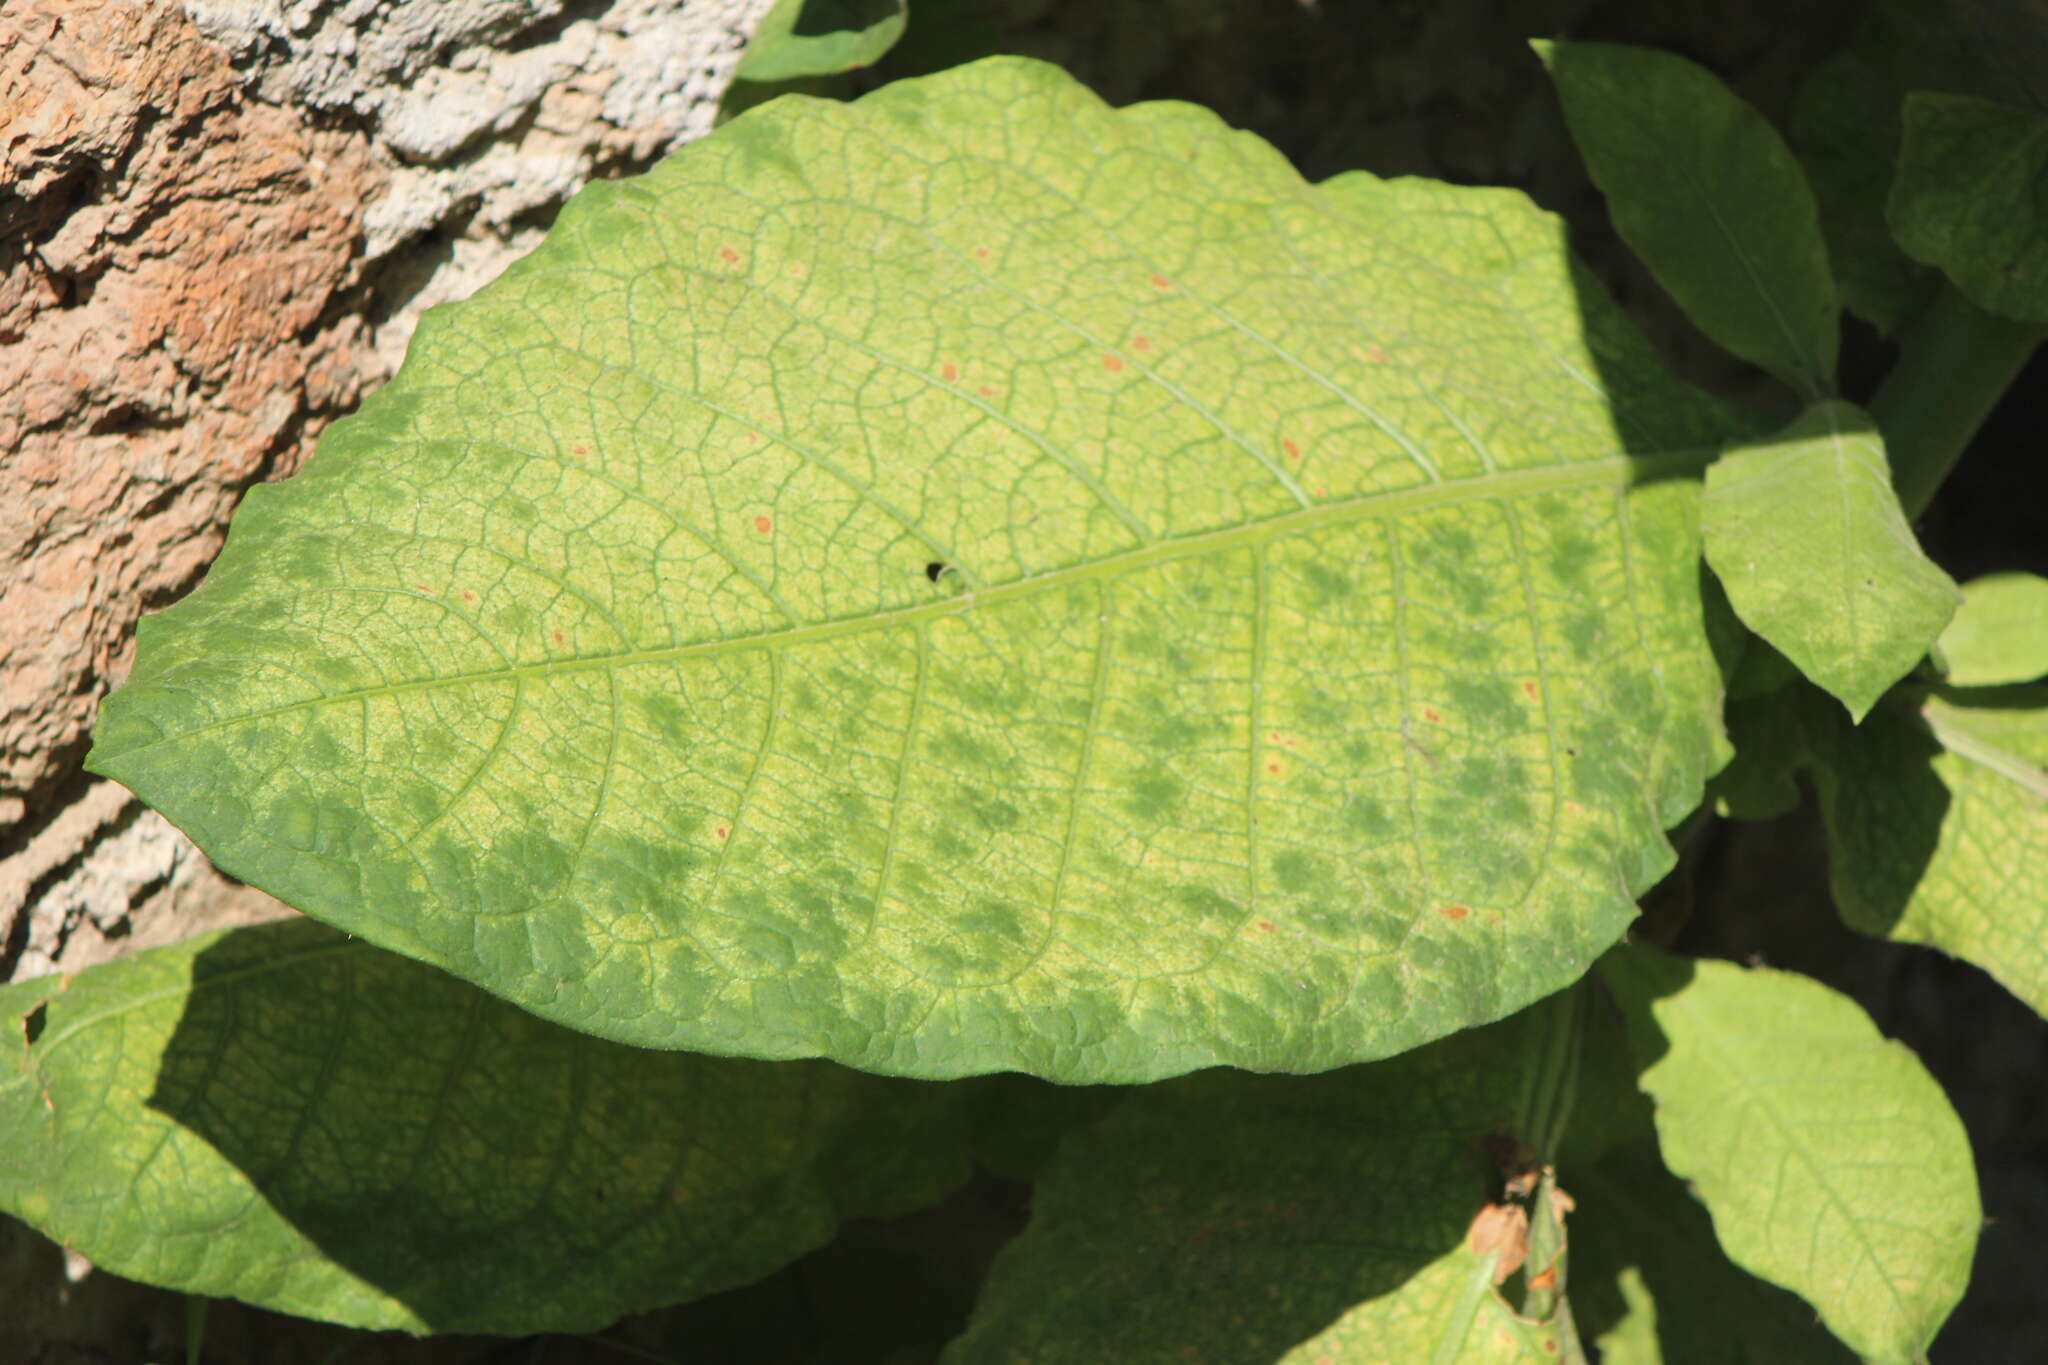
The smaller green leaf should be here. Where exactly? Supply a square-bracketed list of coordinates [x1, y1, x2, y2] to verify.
[1890, 92, 2048, 324]
[1602, 944, 1979, 1363]
[735, 0, 909, 83]
[1570, 1140, 1858, 1364]
[1809, 683, 2048, 1020]
[1787, 52, 1938, 336]
[0, 921, 971, 1335]
[942, 1015, 1571, 1364]
[1937, 572, 2048, 686]
[1702, 400, 1961, 719]
[1536, 40, 1840, 397]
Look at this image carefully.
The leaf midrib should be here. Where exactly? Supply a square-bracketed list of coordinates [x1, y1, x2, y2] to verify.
[105, 446, 1714, 759]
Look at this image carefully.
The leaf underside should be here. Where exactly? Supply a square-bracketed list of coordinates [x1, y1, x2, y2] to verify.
[0, 921, 971, 1334]
[90, 57, 1747, 1082]
[1603, 945, 1978, 1362]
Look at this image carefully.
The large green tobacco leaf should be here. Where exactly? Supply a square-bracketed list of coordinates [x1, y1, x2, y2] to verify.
[1807, 684, 2048, 1020]
[1937, 573, 2048, 687]
[1701, 401, 1959, 720]
[1890, 92, 2048, 325]
[941, 1015, 1570, 1364]
[1570, 1141, 1857, 1364]
[0, 921, 970, 1333]
[1537, 41, 1839, 399]
[90, 57, 1748, 1082]
[1602, 945, 1978, 1363]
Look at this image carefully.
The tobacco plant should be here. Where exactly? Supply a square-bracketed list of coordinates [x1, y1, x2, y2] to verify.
[6, 18, 2045, 1364]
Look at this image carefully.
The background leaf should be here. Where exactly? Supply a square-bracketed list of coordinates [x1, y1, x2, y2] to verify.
[735, 0, 909, 83]
[1787, 53, 1938, 337]
[1936, 573, 2048, 687]
[1536, 40, 1840, 398]
[1702, 401, 1959, 720]
[1602, 944, 1979, 1363]
[90, 56, 1749, 1083]
[0, 921, 972, 1334]
[1807, 684, 2048, 1021]
[1889, 92, 2048, 325]
[939, 1015, 1570, 1364]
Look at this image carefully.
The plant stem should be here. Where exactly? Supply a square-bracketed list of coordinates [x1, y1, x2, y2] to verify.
[1869, 287, 2044, 519]
[184, 1296, 208, 1365]
[1514, 982, 1590, 1363]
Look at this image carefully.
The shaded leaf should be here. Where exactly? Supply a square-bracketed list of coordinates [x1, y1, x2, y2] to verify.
[1602, 944, 1979, 1363]
[1707, 688, 1807, 822]
[1937, 572, 2048, 686]
[939, 1015, 1570, 1363]
[735, 0, 909, 83]
[0, 921, 970, 1334]
[1890, 92, 2048, 324]
[1702, 401, 1959, 719]
[1536, 40, 1839, 398]
[1570, 1140, 1858, 1364]
[90, 57, 1747, 1083]
[1808, 684, 2048, 1021]
[1787, 52, 1938, 336]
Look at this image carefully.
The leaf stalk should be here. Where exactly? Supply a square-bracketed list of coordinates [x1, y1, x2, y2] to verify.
[1869, 287, 2043, 519]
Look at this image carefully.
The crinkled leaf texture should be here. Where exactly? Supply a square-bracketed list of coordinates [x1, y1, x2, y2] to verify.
[1702, 401, 1959, 721]
[941, 1015, 1567, 1363]
[1603, 944, 1978, 1363]
[89, 57, 1747, 1083]
[0, 921, 971, 1334]
[1807, 683, 2048, 1020]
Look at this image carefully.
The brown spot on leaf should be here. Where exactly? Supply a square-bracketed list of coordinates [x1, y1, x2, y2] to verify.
[1103, 353, 1124, 373]
[714, 825, 729, 841]
[1283, 437, 1301, 460]
[1133, 334, 1152, 351]
[719, 245, 740, 265]
[551, 630, 566, 646]
[977, 386, 998, 397]
[1266, 760, 1283, 775]
[1366, 344, 1392, 364]
[1527, 1266, 1558, 1292]
[753, 515, 773, 535]
[974, 246, 991, 259]
[1151, 273, 1171, 290]
[941, 362, 959, 383]
[1255, 919, 1276, 933]
[461, 591, 476, 602]
[1422, 707, 1442, 723]
[1522, 680, 1540, 701]
[413, 583, 433, 594]
[1440, 903, 1471, 921]
[1468, 1202, 1529, 1285]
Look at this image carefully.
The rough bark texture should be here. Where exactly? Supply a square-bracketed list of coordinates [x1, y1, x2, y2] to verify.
[2, 0, 769, 984]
